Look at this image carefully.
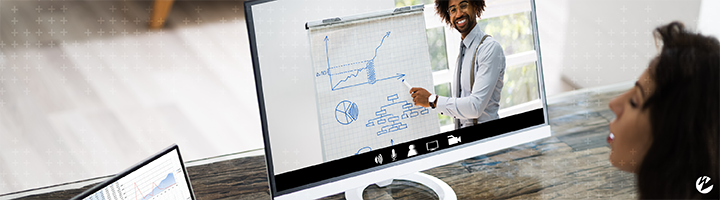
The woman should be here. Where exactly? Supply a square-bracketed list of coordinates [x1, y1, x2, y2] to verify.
[607, 22, 719, 199]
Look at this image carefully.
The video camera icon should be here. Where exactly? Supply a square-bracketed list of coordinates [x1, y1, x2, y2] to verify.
[448, 135, 461, 145]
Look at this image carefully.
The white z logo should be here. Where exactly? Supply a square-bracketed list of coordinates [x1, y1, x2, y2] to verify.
[696, 176, 714, 194]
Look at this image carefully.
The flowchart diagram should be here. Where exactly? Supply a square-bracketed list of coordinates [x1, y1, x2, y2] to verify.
[365, 94, 430, 135]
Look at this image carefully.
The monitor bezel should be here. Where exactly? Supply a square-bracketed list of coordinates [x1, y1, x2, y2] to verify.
[70, 144, 196, 200]
[244, 0, 549, 197]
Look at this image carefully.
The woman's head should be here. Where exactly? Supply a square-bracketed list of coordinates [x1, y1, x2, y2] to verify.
[608, 21, 719, 199]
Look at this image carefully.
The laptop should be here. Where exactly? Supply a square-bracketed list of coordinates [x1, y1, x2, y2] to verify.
[71, 144, 196, 200]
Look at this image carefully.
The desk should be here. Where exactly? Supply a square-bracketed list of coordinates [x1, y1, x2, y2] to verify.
[3, 84, 636, 199]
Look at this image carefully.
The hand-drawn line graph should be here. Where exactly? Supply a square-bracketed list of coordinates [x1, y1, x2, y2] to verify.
[365, 94, 430, 136]
[316, 31, 406, 91]
[335, 100, 359, 125]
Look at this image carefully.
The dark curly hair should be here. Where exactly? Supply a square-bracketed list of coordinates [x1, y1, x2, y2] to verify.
[638, 21, 719, 199]
[434, 0, 486, 26]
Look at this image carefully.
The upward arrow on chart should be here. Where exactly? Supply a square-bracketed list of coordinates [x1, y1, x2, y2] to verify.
[325, 36, 332, 87]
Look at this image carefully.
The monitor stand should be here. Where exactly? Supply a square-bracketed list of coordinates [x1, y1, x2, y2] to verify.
[344, 172, 457, 200]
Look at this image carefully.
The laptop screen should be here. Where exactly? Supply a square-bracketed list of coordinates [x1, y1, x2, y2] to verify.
[72, 145, 195, 200]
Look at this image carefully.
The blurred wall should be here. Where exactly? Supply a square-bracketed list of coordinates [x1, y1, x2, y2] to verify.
[537, 0, 702, 91]
[698, 0, 720, 39]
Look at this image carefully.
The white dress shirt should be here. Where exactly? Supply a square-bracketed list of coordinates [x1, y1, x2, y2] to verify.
[435, 24, 506, 129]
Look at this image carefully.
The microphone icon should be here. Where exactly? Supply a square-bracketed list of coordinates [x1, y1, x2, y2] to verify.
[391, 149, 397, 161]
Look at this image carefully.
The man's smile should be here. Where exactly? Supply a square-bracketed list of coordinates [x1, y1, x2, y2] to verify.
[456, 17, 467, 28]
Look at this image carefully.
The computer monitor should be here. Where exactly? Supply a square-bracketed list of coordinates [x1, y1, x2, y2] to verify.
[71, 144, 195, 200]
[245, 0, 551, 199]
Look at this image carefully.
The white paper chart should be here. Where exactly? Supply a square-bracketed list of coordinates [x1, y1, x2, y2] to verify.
[308, 11, 440, 162]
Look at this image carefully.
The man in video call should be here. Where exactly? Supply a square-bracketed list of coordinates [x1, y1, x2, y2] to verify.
[410, 0, 506, 129]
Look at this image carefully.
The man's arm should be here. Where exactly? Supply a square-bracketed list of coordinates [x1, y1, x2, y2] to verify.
[434, 40, 505, 119]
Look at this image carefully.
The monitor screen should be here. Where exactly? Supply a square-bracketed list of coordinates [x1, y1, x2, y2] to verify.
[72, 145, 195, 200]
[245, 0, 548, 197]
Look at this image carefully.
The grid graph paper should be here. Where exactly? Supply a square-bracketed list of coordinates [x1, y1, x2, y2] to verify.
[308, 11, 440, 162]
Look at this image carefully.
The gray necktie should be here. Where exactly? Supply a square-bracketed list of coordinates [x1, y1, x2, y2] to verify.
[454, 43, 467, 129]
[455, 43, 466, 98]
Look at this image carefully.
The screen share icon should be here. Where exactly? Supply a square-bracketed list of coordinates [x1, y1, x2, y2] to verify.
[426, 140, 438, 151]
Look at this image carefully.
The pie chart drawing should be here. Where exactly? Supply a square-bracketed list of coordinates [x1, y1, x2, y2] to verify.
[335, 100, 359, 125]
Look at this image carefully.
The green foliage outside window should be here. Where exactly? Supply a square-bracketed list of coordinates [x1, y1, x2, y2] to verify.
[477, 12, 534, 55]
[478, 12, 539, 109]
[500, 62, 539, 109]
[426, 27, 449, 72]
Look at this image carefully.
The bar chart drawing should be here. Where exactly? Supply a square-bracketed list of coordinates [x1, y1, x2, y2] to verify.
[316, 31, 406, 91]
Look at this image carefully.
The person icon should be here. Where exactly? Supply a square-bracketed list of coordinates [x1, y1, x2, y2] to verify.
[407, 145, 417, 157]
